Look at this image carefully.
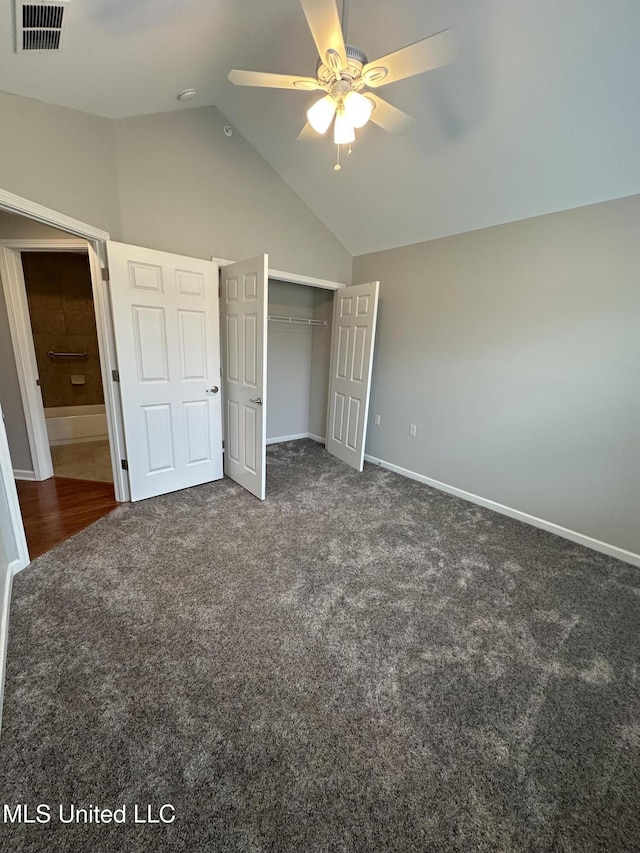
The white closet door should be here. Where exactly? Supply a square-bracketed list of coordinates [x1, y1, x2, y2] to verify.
[326, 281, 380, 471]
[220, 256, 268, 500]
[106, 241, 223, 502]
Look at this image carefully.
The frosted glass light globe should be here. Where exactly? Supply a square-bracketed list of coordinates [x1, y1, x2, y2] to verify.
[333, 111, 356, 144]
[343, 91, 373, 128]
[307, 96, 336, 134]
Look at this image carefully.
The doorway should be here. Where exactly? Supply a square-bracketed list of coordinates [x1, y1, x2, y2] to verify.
[21, 251, 113, 485]
[0, 204, 127, 560]
[11, 248, 120, 559]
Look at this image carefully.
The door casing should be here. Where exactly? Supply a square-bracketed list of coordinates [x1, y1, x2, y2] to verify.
[0, 189, 128, 500]
[0, 238, 129, 501]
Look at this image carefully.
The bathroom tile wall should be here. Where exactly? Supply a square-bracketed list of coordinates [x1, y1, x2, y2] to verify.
[22, 252, 105, 408]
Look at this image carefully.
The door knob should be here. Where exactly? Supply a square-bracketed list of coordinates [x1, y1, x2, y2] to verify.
[249, 397, 263, 405]
[206, 386, 219, 393]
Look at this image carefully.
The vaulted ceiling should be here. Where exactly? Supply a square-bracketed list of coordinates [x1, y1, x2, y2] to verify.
[1, 0, 640, 255]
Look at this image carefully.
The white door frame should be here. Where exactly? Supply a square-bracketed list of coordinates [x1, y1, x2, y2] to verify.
[0, 401, 29, 737]
[0, 188, 129, 502]
[0, 404, 29, 573]
[212, 257, 346, 292]
[0, 238, 87, 481]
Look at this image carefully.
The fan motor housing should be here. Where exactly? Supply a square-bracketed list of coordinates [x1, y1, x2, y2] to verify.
[316, 44, 368, 89]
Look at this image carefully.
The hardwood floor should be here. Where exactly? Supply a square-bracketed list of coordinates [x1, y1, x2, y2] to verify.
[16, 477, 119, 561]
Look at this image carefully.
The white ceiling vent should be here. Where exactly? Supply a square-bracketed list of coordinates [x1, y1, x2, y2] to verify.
[15, 0, 70, 52]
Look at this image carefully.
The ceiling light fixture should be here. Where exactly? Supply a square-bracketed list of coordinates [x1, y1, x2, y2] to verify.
[333, 106, 355, 144]
[307, 89, 372, 138]
[228, 0, 456, 170]
[307, 95, 337, 133]
[343, 91, 372, 128]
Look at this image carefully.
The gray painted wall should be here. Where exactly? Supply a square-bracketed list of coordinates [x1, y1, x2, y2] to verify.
[0, 213, 74, 473]
[114, 107, 352, 282]
[0, 91, 121, 237]
[353, 194, 640, 556]
[0, 93, 350, 282]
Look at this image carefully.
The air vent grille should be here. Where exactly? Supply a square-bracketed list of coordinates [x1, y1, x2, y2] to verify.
[23, 28, 62, 50]
[15, 0, 70, 52]
[23, 3, 64, 28]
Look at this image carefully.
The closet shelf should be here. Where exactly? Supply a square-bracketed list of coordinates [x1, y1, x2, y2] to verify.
[268, 315, 327, 327]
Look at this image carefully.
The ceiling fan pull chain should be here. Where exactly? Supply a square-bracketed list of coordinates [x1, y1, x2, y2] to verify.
[334, 145, 342, 171]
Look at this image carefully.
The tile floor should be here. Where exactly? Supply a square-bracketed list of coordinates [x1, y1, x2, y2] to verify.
[50, 440, 114, 483]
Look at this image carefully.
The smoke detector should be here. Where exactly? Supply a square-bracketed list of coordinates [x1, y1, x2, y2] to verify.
[15, 1, 71, 52]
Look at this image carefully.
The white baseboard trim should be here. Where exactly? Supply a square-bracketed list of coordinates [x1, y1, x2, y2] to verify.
[364, 454, 640, 569]
[13, 469, 35, 481]
[267, 433, 326, 446]
[267, 433, 309, 445]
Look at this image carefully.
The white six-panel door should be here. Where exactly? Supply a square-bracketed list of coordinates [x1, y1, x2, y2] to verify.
[220, 256, 268, 500]
[107, 242, 223, 502]
[326, 281, 380, 471]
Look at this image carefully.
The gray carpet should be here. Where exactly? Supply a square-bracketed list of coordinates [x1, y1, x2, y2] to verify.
[1, 439, 638, 852]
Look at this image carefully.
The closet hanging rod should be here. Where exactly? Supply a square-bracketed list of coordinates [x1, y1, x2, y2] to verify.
[47, 351, 90, 359]
[268, 315, 326, 327]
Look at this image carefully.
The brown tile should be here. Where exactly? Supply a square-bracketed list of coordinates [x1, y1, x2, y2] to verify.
[63, 307, 98, 336]
[28, 304, 66, 335]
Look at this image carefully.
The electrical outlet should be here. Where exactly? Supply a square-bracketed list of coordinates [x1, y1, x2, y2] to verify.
[409, 424, 417, 437]
[374, 414, 381, 425]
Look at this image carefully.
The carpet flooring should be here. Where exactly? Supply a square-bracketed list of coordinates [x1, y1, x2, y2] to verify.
[1, 439, 638, 852]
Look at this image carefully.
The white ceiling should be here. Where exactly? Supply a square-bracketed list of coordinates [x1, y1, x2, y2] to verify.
[2, 0, 640, 255]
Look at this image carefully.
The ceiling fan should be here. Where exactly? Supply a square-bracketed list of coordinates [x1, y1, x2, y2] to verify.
[228, 0, 455, 167]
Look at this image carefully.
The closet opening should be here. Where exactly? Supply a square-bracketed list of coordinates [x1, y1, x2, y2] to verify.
[266, 278, 334, 450]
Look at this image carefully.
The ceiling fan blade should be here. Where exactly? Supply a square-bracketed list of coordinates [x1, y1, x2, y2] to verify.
[365, 94, 416, 135]
[228, 70, 323, 91]
[362, 29, 456, 88]
[297, 122, 321, 141]
[300, 0, 347, 72]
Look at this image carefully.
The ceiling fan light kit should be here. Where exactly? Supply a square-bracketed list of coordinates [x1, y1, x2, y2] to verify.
[343, 91, 372, 128]
[333, 109, 356, 145]
[228, 0, 455, 170]
[307, 94, 336, 133]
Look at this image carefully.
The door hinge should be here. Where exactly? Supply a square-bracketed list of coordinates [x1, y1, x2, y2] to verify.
[111, 369, 120, 382]
[35, 378, 41, 386]
[101, 267, 110, 282]
[222, 440, 225, 450]
[121, 459, 128, 471]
